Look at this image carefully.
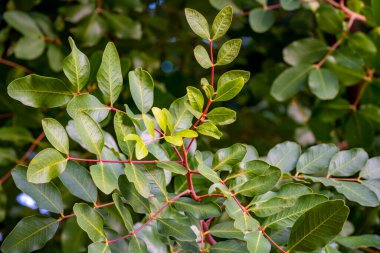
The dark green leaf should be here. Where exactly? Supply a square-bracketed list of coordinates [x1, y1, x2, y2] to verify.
[73, 203, 106, 242]
[308, 68, 339, 100]
[157, 218, 196, 241]
[248, 9, 275, 33]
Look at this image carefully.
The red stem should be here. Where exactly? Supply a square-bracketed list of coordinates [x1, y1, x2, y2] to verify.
[67, 156, 181, 164]
[0, 58, 33, 74]
[107, 189, 190, 244]
[0, 112, 13, 120]
[59, 201, 115, 221]
[202, 220, 217, 245]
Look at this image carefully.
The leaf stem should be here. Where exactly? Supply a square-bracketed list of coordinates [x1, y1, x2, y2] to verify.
[67, 156, 182, 164]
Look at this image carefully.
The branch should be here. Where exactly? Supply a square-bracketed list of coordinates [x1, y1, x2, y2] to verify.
[0, 112, 13, 120]
[0, 58, 33, 74]
[59, 201, 115, 221]
[67, 156, 182, 165]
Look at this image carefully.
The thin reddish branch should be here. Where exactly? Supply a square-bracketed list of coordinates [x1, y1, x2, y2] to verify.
[315, 36, 346, 69]
[0, 58, 33, 74]
[59, 201, 115, 221]
[43, 36, 61, 45]
[107, 189, 190, 244]
[67, 156, 182, 164]
[294, 174, 361, 182]
[0, 112, 13, 120]
[202, 220, 217, 245]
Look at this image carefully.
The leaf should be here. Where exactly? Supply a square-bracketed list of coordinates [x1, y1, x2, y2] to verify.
[3, 11, 42, 36]
[27, 148, 67, 183]
[267, 141, 301, 172]
[129, 237, 148, 253]
[316, 5, 344, 34]
[14, 36, 45, 60]
[187, 86, 204, 112]
[194, 45, 212, 69]
[334, 181, 379, 207]
[74, 112, 104, 155]
[157, 161, 187, 175]
[360, 157, 380, 179]
[184, 8, 210, 39]
[270, 65, 313, 101]
[234, 214, 258, 235]
[344, 113, 374, 149]
[97, 42, 123, 105]
[8, 75, 73, 108]
[152, 107, 168, 133]
[164, 135, 183, 146]
[210, 222, 244, 240]
[280, 0, 301, 10]
[12, 166, 63, 214]
[359, 104, 380, 124]
[128, 68, 154, 113]
[47, 44, 64, 72]
[213, 143, 247, 171]
[63, 37, 90, 92]
[157, 218, 196, 241]
[173, 197, 221, 219]
[207, 107, 236, 125]
[73, 203, 106, 242]
[210, 240, 249, 253]
[283, 38, 328, 66]
[361, 179, 380, 201]
[335, 234, 380, 249]
[125, 163, 150, 198]
[114, 112, 136, 158]
[1, 216, 59, 253]
[296, 144, 339, 175]
[59, 161, 98, 203]
[216, 39, 242, 65]
[112, 193, 134, 232]
[169, 97, 194, 132]
[88, 242, 111, 253]
[218, 70, 250, 86]
[308, 68, 339, 100]
[67, 93, 109, 122]
[245, 231, 271, 253]
[61, 219, 86, 253]
[372, 0, 380, 25]
[0, 148, 17, 166]
[212, 5, 233, 40]
[198, 161, 221, 184]
[0, 127, 33, 146]
[263, 194, 328, 229]
[248, 8, 275, 33]
[42, 118, 69, 154]
[214, 77, 245, 102]
[118, 175, 150, 214]
[287, 200, 349, 252]
[142, 114, 155, 137]
[327, 148, 368, 177]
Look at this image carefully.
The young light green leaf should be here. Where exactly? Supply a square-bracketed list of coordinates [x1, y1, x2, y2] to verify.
[125, 163, 150, 198]
[202, 82, 214, 99]
[164, 135, 183, 146]
[187, 86, 204, 112]
[169, 97, 194, 132]
[214, 77, 245, 102]
[283, 38, 328, 66]
[270, 65, 313, 101]
[3, 11, 42, 36]
[63, 37, 90, 92]
[73, 203, 106, 242]
[157, 218, 196, 241]
[12, 165, 63, 213]
[217, 70, 250, 87]
[27, 148, 67, 183]
[14, 36, 45, 60]
[308, 68, 339, 100]
[59, 161, 98, 203]
[184, 8, 210, 39]
[8, 75, 73, 108]
[142, 114, 155, 137]
[1, 216, 59, 253]
[267, 141, 301, 172]
[67, 93, 109, 122]
[194, 45, 213, 69]
[328, 148, 368, 177]
[207, 107, 236, 125]
[128, 68, 154, 113]
[248, 9, 275, 33]
[74, 112, 104, 155]
[152, 107, 167, 133]
[245, 231, 271, 253]
[97, 42, 123, 105]
[287, 200, 349, 252]
[212, 5, 233, 40]
[42, 118, 69, 154]
[114, 112, 136, 158]
[112, 193, 134, 232]
[216, 39, 242, 65]
[196, 122, 222, 139]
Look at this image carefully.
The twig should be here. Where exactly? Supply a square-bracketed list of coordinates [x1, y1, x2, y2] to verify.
[0, 58, 33, 74]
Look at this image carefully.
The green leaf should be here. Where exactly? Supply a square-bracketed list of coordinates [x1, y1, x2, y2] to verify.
[129, 237, 148, 253]
[102, 11, 142, 40]
[63, 37, 90, 92]
[316, 5, 344, 34]
[210, 221, 244, 240]
[0, 148, 17, 166]
[142, 114, 155, 137]
[61, 219, 86, 253]
[359, 104, 380, 124]
[344, 113, 374, 149]
[184, 8, 210, 39]
[164, 135, 183, 146]
[234, 214, 258, 235]
[173, 197, 221, 219]
[8, 75, 73, 108]
[169, 97, 194, 132]
[157, 161, 187, 175]
[334, 181, 379, 207]
[245, 231, 271, 253]
[270, 65, 313, 101]
[88, 242, 111, 253]
[212, 5, 233, 40]
[67, 94, 109, 122]
[3, 11, 42, 36]
[59, 161, 98, 203]
[42, 118, 69, 154]
[47, 44, 64, 72]
[27, 148, 67, 183]
[296, 144, 338, 175]
[119, 175, 150, 214]
[348, 32, 377, 61]
[280, 0, 301, 10]
[125, 163, 150, 198]
[335, 234, 380, 249]
[97, 42, 123, 105]
[263, 194, 328, 229]
[74, 112, 104, 155]
[128, 68, 154, 113]
[248, 8, 275, 33]
[308, 68, 339, 100]
[14, 36, 45, 60]
[283, 38, 328, 66]
[372, 0, 380, 25]
[327, 148, 368, 177]
[213, 143, 247, 171]
[198, 161, 221, 184]
[1, 216, 59, 253]
[210, 240, 249, 253]
[216, 39, 242, 65]
[207, 107, 236, 125]
[73, 203, 106, 242]
[187, 86, 204, 112]
[12, 166, 63, 213]
[0, 126, 33, 146]
[217, 70, 250, 86]
[360, 157, 380, 179]
[214, 77, 245, 102]
[361, 179, 380, 201]
[267, 141, 301, 172]
[152, 107, 167, 133]
[194, 45, 212, 69]
[287, 200, 349, 252]
[157, 218, 196, 241]
[112, 193, 134, 232]
[114, 112, 136, 158]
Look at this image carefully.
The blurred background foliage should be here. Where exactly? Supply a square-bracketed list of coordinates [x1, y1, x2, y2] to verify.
[0, 0, 380, 251]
